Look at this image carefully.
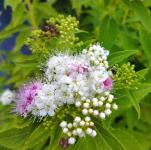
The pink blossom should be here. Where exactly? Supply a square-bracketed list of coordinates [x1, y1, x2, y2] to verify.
[68, 63, 89, 79]
[103, 77, 112, 90]
[16, 81, 42, 117]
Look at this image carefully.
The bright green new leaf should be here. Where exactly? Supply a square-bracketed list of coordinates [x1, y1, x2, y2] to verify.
[108, 50, 138, 64]
[0, 127, 33, 149]
[4, 0, 21, 11]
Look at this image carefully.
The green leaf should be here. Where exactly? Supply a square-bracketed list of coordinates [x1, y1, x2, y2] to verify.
[139, 29, 151, 65]
[72, 0, 92, 16]
[0, 127, 33, 149]
[25, 124, 50, 149]
[126, 90, 140, 119]
[136, 68, 149, 78]
[134, 83, 151, 102]
[13, 30, 30, 52]
[0, 25, 28, 40]
[126, 108, 138, 129]
[11, 3, 26, 27]
[33, 3, 57, 17]
[99, 16, 118, 49]
[111, 129, 143, 150]
[94, 122, 126, 150]
[123, 0, 151, 32]
[49, 122, 62, 150]
[74, 136, 103, 150]
[4, 0, 21, 11]
[108, 50, 138, 64]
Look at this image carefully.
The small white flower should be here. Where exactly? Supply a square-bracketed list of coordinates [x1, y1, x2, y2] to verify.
[105, 91, 110, 96]
[73, 122, 78, 127]
[99, 112, 106, 119]
[92, 98, 98, 102]
[105, 103, 111, 109]
[68, 137, 76, 144]
[82, 109, 88, 115]
[75, 101, 81, 107]
[85, 116, 91, 122]
[0, 89, 14, 105]
[60, 121, 67, 128]
[74, 117, 81, 123]
[82, 49, 87, 54]
[90, 121, 94, 126]
[89, 108, 93, 114]
[82, 97, 86, 101]
[100, 96, 105, 101]
[105, 109, 112, 116]
[67, 123, 73, 129]
[93, 101, 99, 107]
[86, 99, 90, 103]
[93, 110, 99, 116]
[83, 102, 90, 108]
[98, 101, 103, 106]
[76, 128, 83, 135]
[91, 130, 97, 137]
[79, 120, 85, 126]
[86, 128, 93, 135]
[63, 128, 68, 133]
[73, 130, 77, 136]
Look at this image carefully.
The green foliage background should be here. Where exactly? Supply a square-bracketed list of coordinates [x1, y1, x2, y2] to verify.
[1, 0, 151, 149]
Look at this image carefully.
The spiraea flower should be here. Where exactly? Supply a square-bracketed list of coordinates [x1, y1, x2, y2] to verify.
[0, 89, 14, 105]
[16, 81, 42, 117]
[12, 43, 119, 145]
[29, 84, 57, 117]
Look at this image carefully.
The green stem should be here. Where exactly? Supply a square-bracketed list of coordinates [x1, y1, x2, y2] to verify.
[26, 0, 37, 27]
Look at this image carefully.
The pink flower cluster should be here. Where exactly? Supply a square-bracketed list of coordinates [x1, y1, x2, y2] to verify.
[68, 63, 90, 79]
[103, 77, 112, 90]
[16, 82, 42, 117]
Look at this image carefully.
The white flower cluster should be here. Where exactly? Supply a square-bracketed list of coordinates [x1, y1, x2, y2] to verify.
[15, 43, 114, 118]
[28, 84, 57, 117]
[42, 43, 113, 114]
[1, 43, 118, 145]
[0, 89, 14, 105]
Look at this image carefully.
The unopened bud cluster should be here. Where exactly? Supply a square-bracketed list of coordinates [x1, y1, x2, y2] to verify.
[60, 116, 96, 145]
[60, 91, 118, 145]
[112, 63, 139, 89]
[25, 29, 48, 54]
[25, 15, 82, 55]
[47, 15, 83, 50]
[76, 92, 118, 119]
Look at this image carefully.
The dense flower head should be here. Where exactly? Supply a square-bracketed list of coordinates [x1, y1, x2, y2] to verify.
[12, 43, 118, 145]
